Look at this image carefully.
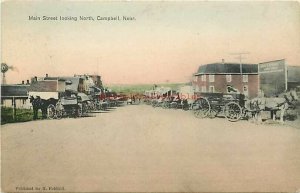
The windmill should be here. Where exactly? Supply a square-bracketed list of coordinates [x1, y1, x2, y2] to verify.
[1, 63, 9, 84]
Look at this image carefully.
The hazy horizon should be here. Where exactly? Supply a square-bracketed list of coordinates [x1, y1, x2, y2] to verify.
[2, 1, 300, 85]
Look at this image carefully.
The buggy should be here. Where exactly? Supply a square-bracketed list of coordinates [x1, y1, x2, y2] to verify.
[47, 91, 83, 119]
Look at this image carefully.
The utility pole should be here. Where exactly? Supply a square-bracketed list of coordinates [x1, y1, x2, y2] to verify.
[229, 52, 250, 94]
[229, 52, 250, 75]
[97, 57, 99, 75]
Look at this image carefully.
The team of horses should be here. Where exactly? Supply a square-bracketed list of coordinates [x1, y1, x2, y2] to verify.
[248, 89, 298, 124]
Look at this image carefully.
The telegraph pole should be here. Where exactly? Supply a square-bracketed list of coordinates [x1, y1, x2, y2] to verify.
[229, 52, 250, 75]
[229, 52, 250, 95]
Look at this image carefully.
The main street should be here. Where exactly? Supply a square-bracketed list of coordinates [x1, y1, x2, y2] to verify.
[2, 105, 300, 192]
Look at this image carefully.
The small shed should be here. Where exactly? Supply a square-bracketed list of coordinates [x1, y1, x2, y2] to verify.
[1, 84, 30, 109]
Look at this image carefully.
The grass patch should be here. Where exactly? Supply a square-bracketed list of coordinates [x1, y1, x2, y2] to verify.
[1, 107, 33, 125]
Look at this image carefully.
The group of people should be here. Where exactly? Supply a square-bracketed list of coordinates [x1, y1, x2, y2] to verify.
[127, 95, 142, 104]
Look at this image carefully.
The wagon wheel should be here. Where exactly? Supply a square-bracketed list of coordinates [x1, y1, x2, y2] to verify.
[162, 101, 168, 109]
[95, 102, 101, 110]
[82, 103, 87, 114]
[182, 103, 189, 111]
[223, 102, 242, 122]
[87, 102, 94, 112]
[92, 101, 97, 111]
[193, 98, 211, 118]
[56, 103, 64, 119]
[77, 105, 83, 117]
[171, 102, 178, 109]
[47, 104, 56, 119]
[152, 101, 158, 108]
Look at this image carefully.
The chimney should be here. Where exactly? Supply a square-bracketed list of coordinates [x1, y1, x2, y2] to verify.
[222, 59, 225, 64]
[22, 80, 24, 84]
[26, 80, 30, 84]
[35, 76, 37, 81]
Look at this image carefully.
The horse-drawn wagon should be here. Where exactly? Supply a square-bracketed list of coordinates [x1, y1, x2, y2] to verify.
[193, 92, 249, 122]
[47, 91, 83, 119]
[193, 89, 299, 123]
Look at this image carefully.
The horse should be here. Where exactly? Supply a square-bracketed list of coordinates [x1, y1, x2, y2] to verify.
[29, 96, 58, 120]
[250, 90, 298, 124]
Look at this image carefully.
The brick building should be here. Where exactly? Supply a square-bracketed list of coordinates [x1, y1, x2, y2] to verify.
[192, 62, 259, 98]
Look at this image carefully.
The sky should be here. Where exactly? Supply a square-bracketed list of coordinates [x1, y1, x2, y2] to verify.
[1, 1, 300, 85]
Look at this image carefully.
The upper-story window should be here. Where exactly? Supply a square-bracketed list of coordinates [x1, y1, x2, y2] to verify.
[226, 74, 232, 82]
[243, 75, 248, 83]
[201, 75, 206, 81]
[243, 85, 249, 96]
[193, 76, 198, 82]
[201, 86, 206, 92]
[209, 74, 215, 82]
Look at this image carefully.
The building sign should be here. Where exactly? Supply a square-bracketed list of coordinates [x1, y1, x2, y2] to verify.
[259, 59, 287, 97]
[259, 59, 285, 73]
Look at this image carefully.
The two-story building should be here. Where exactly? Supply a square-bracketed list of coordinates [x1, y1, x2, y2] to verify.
[192, 62, 259, 98]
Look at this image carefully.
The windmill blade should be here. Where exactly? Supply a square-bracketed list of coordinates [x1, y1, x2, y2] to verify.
[8, 65, 19, 72]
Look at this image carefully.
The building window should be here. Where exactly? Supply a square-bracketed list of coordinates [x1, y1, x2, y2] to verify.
[209, 86, 215, 93]
[201, 86, 206, 92]
[193, 85, 200, 92]
[201, 75, 206, 82]
[209, 75, 214, 82]
[243, 75, 248, 83]
[227, 85, 231, 93]
[243, 85, 249, 96]
[193, 76, 198, 82]
[226, 75, 232, 82]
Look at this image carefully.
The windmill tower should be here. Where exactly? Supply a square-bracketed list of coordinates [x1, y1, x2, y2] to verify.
[1, 63, 9, 84]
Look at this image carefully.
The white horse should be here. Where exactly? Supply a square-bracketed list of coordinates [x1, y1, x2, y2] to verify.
[250, 90, 298, 124]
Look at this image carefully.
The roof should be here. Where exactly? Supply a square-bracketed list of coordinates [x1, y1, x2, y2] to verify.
[61, 77, 81, 92]
[1, 84, 29, 97]
[45, 76, 82, 92]
[43, 77, 59, 80]
[288, 66, 300, 83]
[28, 80, 57, 92]
[195, 63, 258, 75]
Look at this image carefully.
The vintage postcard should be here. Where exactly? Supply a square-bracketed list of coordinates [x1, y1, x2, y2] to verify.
[1, 1, 300, 193]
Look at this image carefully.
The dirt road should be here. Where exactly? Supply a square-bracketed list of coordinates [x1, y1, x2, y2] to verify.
[2, 105, 300, 192]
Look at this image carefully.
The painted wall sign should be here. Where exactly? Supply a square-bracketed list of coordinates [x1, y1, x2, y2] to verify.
[258, 59, 287, 97]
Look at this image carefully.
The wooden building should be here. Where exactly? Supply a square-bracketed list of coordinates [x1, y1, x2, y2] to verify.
[1, 84, 30, 109]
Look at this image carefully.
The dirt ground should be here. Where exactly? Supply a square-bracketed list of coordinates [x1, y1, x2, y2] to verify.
[1, 104, 300, 192]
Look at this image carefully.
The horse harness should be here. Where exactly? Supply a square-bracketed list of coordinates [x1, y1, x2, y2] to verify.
[277, 92, 296, 108]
